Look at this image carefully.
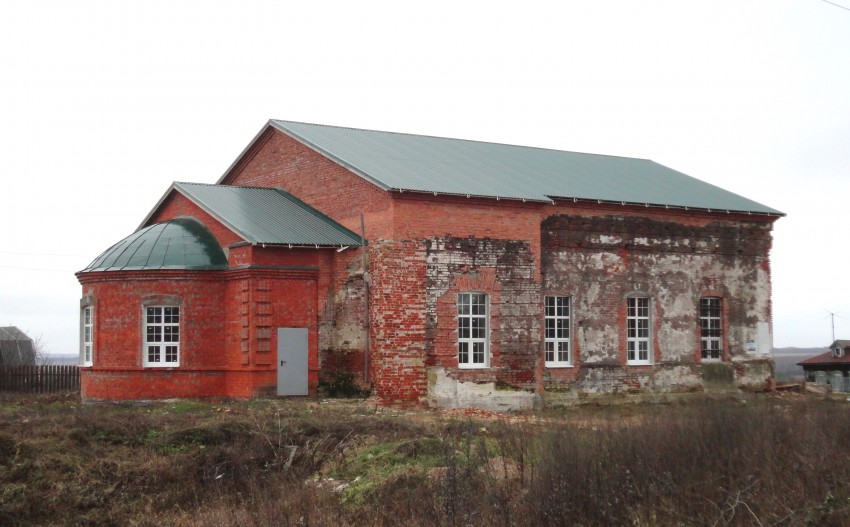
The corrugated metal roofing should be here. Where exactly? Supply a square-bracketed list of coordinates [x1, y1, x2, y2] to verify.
[269, 120, 783, 215]
[0, 327, 35, 366]
[174, 182, 362, 247]
[798, 351, 850, 366]
[798, 342, 850, 366]
[0, 327, 31, 342]
[82, 217, 228, 272]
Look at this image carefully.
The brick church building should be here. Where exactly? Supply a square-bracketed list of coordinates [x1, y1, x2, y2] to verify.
[77, 120, 783, 407]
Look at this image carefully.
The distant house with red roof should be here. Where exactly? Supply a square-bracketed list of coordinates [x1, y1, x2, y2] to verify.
[799, 340, 850, 389]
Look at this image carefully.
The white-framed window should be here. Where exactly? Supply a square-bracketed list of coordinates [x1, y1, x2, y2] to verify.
[627, 297, 651, 365]
[81, 306, 93, 366]
[458, 292, 488, 368]
[144, 306, 180, 367]
[699, 297, 722, 361]
[544, 296, 572, 367]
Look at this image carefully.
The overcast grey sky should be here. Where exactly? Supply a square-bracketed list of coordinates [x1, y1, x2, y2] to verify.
[1, 0, 848, 354]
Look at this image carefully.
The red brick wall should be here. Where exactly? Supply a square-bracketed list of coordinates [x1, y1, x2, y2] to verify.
[243, 245, 320, 268]
[79, 262, 326, 400]
[424, 237, 540, 391]
[152, 192, 326, 395]
[218, 129, 384, 393]
[380, 195, 547, 399]
[222, 128, 394, 241]
[81, 370, 227, 400]
[148, 192, 243, 249]
[368, 240, 428, 404]
[393, 194, 545, 279]
[220, 269, 319, 393]
[78, 270, 229, 400]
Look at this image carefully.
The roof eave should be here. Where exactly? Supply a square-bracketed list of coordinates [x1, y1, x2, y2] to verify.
[243, 242, 362, 250]
[547, 195, 785, 218]
[388, 189, 784, 216]
[269, 187, 365, 245]
[391, 188, 551, 204]
[77, 264, 230, 274]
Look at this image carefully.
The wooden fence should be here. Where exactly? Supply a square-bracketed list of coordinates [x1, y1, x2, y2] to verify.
[0, 365, 80, 393]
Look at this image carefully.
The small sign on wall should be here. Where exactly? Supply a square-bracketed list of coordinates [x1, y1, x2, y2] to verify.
[746, 322, 772, 355]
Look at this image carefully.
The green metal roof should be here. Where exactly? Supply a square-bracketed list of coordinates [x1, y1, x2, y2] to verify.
[268, 120, 783, 215]
[168, 182, 362, 247]
[82, 217, 228, 272]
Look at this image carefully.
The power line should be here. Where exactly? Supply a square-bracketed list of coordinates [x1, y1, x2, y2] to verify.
[0, 250, 89, 258]
[820, 0, 850, 12]
[0, 265, 75, 273]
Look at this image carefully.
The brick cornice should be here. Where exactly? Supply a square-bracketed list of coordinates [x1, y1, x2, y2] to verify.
[76, 269, 224, 284]
[77, 266, 319, 284]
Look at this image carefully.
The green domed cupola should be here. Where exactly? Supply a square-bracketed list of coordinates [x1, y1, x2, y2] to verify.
[81, 217, 227, 272]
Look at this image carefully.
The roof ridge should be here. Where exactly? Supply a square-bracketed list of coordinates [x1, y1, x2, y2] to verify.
[177, 181, 293, 192]
[271, 119, 651, 162]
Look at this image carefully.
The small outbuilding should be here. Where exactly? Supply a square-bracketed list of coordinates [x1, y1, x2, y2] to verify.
[0, 327, 36, 366]
[798, 340, 850, 390]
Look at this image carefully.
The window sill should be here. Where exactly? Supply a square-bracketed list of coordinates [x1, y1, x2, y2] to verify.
[458, 364, 490, 370]
[545, 364, 574, 369]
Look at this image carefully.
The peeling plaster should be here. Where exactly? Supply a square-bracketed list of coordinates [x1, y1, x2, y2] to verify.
[427, 366, 536, 411]
[542, 213, 776, 392]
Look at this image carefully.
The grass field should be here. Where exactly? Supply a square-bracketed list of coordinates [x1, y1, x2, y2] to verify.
[2, 392, 850, 526]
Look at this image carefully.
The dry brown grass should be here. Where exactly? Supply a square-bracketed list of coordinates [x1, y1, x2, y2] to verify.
[1, 392, 850, 526]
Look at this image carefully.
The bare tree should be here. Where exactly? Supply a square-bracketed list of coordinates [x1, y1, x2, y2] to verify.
[30, 332, 50, 366]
